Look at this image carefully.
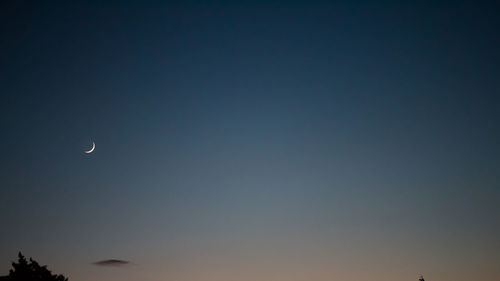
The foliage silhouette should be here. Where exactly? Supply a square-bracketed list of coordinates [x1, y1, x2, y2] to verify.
[6, 253, 68, 281]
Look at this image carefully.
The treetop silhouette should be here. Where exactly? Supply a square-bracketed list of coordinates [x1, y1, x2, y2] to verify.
[4, 252, 68, 281]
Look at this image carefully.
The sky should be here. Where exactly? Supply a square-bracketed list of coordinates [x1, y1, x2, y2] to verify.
[0, 1, 499, 281]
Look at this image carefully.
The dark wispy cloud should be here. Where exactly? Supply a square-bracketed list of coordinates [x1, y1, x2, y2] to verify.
[92, 259, 131, 267]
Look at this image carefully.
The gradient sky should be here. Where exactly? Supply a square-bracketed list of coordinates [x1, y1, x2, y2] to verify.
[1, 1, 499, 281]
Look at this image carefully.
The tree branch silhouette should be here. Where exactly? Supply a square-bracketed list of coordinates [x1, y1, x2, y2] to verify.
[5, 252, 68, 281]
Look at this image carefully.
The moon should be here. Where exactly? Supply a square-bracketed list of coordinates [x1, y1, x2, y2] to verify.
[85, 142, 95, 154]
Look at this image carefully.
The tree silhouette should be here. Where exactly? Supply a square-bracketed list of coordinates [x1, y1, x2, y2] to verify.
[6, 253, 68, 281]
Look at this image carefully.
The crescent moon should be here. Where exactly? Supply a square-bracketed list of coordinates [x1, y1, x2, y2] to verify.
[85, 142, 95, 154]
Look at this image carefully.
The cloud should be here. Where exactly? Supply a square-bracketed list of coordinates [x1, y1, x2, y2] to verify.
[92, 259, 130, 267]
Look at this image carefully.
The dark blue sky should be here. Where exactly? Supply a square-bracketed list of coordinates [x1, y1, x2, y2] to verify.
[1, 2, 499, 281]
